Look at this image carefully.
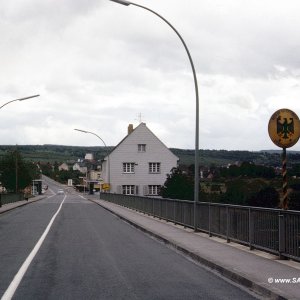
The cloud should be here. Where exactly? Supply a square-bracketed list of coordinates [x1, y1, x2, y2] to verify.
[1, 0, 300, 152]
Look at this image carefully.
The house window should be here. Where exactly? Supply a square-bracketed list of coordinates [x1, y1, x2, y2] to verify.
[149, 162, 161, 173]
[123, 163, 135, 173]
[148, 185, 161, 196]
[122, 185, 135, 195]
[138, 144, 146, 152]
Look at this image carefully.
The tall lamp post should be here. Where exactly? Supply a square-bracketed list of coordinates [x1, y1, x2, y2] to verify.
[1, 94, 40, 193]
[109, 0, 200, 230]
[74, 129, 111, 193]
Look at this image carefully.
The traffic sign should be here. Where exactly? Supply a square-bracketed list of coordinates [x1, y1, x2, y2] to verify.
[268, 108, 300, 148]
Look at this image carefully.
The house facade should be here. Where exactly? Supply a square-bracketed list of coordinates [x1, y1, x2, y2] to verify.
[58, 163, 70, 171]
[101, 123, 178, 196]
[73, 162, 88, 174]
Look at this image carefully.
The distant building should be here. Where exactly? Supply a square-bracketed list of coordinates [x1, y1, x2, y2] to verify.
[101, 123, 179, 196]
[73, 162, 88, 174]
[85, 153, 94, 161]
[58, 162, 71, 171]
[89, 170, 101, 181]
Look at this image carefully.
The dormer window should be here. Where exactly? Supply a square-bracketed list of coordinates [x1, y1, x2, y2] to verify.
[138, 144, 146, 152]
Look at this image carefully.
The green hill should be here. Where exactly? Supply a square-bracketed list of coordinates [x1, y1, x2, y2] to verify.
[1, 145, 300, 167]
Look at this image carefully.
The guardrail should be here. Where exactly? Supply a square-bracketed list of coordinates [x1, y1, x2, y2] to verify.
[0, 193, 24, 207]
[100, 193, 300, 262]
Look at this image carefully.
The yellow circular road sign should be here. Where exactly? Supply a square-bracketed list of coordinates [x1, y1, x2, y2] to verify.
[268, 108, 300, 148]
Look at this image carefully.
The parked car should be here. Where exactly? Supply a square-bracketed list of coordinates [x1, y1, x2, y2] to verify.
[57, 189, 64, 195]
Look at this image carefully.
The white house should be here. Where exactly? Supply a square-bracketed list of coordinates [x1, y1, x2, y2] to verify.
[58, 163, 70, 171]
[101, 123, 179, 196]
[73, 162, 88, 174]
[85, 153, 94, 161]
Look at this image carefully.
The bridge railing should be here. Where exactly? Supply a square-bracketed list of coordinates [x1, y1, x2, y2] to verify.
[100, 193, 300, 262]
[0, 193, 24, 207]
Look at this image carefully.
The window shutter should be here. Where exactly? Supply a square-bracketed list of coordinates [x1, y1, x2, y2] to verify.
[117, 185, 122, 194]
[143, 185, 148, 196]
[135, 185, 139, 195]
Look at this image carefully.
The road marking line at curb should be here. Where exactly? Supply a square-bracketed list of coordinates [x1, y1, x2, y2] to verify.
[1, 195, 66, 300]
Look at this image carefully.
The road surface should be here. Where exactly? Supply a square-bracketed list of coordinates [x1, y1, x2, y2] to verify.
[0, 177, 258, 299]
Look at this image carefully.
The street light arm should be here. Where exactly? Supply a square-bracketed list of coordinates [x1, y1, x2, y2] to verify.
[88, 132, 107, 148]
[74, 129, 107, 147]
[128, 4, 200, 200]
[0, 99, 19, 110]
[0, 94, 40, 110]
[74, 128, 111, 187]
[109, 1, 200, 210]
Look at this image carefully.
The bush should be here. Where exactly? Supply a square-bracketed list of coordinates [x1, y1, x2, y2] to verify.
[160, 168, 194, 200]
[247, 186, 280, 208]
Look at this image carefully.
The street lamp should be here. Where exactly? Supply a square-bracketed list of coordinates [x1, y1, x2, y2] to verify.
[1, 94, 40, 193]
[109, 0, 200, 230]
[0, 94, 40, 110]
[74, 129, 111, 192]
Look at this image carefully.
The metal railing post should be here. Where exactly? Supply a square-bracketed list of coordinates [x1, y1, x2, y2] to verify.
[249, 208, 254, 250]
[209, 203, 212, 237]
[159, 199, 162, 219]
[226, 206, 230, 243]
[279, 212, 286, 259]
[174, 201, 176, 224]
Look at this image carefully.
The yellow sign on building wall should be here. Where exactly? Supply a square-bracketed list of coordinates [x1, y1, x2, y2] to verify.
[101, 183, 110, 191]
[268, 108, 300, 148]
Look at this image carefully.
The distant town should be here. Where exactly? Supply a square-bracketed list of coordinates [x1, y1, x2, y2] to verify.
[1, 123, 300, 210]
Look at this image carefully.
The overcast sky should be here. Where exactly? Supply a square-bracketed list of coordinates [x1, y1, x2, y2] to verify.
[1, 0, 300, 151]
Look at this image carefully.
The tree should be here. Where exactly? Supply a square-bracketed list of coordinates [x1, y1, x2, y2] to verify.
[39, 162, 53, 177]
[288, 183, 300, 210]
[247, 186, 280, 208]
[160, 168, 194, 200]
[0, 151, 39, 192]
[220, 178, 268, 206]
[220, 162, 276, 179]
[55, 169, 81, 184]
[220, 179, 249, 205]
[288, 191, 300, 210]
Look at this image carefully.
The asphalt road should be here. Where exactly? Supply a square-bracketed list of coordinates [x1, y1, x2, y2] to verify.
[0, 178, 258, 300]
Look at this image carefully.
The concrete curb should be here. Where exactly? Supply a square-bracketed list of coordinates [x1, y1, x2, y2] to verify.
[0, 196, 47, 214]
[88, 198, 289, 300]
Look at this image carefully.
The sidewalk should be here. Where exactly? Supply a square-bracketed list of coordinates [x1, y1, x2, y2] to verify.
[0, 195, 46, 214]
[89, 196, 300, 300]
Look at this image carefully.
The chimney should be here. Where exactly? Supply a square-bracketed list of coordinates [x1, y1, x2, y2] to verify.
[128, 124, 134, 135]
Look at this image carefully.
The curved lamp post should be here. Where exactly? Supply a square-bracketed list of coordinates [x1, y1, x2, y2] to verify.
[0, 94, 40, 193]
[109, 0, 200, 231]
[74, 129, 111, 191]
[0, 94, 40, 110]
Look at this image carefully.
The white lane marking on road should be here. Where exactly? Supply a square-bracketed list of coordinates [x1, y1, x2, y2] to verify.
[1, 195, 67, 300]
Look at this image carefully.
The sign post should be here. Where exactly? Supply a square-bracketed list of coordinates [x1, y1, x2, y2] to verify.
[268, 108, 300, 209]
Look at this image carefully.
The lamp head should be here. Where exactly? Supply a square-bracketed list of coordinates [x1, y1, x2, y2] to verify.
[18, 94, 40, 101]
[109, 0, 131, 6]
[74, 128, 88, 134]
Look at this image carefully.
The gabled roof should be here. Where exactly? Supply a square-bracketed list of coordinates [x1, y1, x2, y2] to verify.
[103, 123, 179, 161]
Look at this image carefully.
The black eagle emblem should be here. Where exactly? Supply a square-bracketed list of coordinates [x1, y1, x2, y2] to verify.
[277, 116, 294, 139]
